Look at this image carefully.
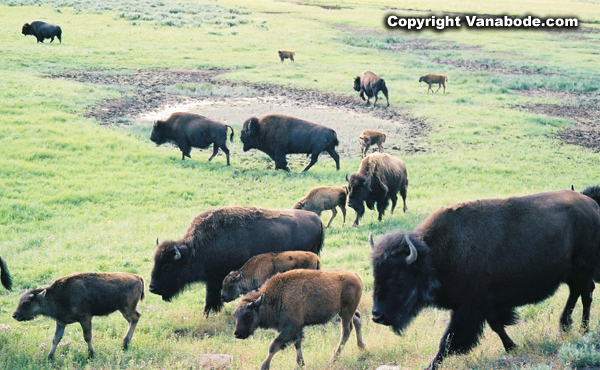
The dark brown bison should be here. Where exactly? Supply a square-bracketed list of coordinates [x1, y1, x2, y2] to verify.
[293, 185, 348, 228]
[278, 50, 295, 63]
[22, 21, 62, 43]
[353, 71, 389, 107]
[221, 251, 321, 302]
[234, 269, 364, 370]
[150, 112, 234, 165]
[149, 206, 324, 316]
[346, 153, 408, 226]
[13, 272, 144, 359]
[419, 74, 448, 94]
[240, 114, 340, 172]
[370, 190, 600, 370]
[0, 256, 12, 290]
[359, 130, 387, 158]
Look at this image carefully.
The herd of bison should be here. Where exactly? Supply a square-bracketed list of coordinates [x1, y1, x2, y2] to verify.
[6, 19, 600, 370]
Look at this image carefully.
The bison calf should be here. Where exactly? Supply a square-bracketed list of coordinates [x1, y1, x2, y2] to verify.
[221, 251, 321, 302]
[150, 112, 234, 165]
[13, 272, 144, 359]
[293, 186, 348, 228]
[22, 21, 62, 43]
[234, 269, 364, 370]
[278, 50, 295, 63]
[359, 130, 387, 158]
[419, 74, 448, 94]
[354, 71, 389, 107]
[0, 256, 12, 290]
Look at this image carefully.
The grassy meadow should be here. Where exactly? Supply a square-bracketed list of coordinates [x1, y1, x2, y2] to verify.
[1, 0, 600, 369]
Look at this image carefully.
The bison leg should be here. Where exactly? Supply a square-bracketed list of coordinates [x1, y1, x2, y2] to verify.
[376, 199, 389, 221]
[261, 326, 299, 370]
[400, 185, 408, 213]
[486, 308, 518, 352]
[435, 83, 443, 94]
[580, 280, 594, 331]
[560, 280, 581, 331]
[221, 144, 231, 166]
[208, 143, 219, 162]
[120, 307, 141, 349]
[353, 311, 365, 349]
[326, 147, 340, 171]
[340, 205, 346, 225]
[390, 193, 398, 214]
[204, 280, 224, 317]
[382, 85, 390, 107]
[293, 331, 304, 366]
[80, 316, 95, 358]
[48, 321, 66, 360]
[333, 309, 357, 361]
[302, 152, 320, 172]
[325, 208, 337, 228]
[352, 210, 363, 227]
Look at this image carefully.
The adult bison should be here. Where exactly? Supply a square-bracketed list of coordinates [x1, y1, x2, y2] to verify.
[346, 153, 408, 226]
[149, 206, 324, 316]
[150, 112, 234, 165]
[22, 21, 62, 43]
[240, 114, 340, 172]
[370, 190, 600, 370]
[353, 71, 389, 107]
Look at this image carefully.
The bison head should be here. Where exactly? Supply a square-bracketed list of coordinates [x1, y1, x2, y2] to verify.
[149, 240, 192, 302]
[347, 173, 371, 219]
[221, 271, 243, 303]
[22, 23, 32, 36]
[370, 232, 439, 335]
[353, 76, 361, 92]
[13, 288, 46, 322]
[240, 117, 260, 152]
[150, 121, 167, 145]
[418, 76, 425, 83]
[233, 294, 264, 339]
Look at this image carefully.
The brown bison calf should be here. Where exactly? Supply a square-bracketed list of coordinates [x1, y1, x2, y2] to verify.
[234, 269, 365, 370]
[13, 272, 144, 359]
[278, 50, 295, 63]
[419, 74, 448, 94]
[293, 186, 348, 228]
[221, 251, 321, 302]
[359, 130, 387, 158]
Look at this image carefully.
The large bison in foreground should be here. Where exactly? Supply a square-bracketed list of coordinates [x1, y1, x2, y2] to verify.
[370, 190, 600, 370]
[240, 114, 340, 172]
[150, 112, 234, 165]
[149, 206, 324, 316]
[347, 152, 408, 226]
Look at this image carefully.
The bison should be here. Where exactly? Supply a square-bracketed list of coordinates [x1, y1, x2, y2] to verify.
[293, 185, 348, 228]
[240, 114, 340, 172]
[234, 269, 365, 370]
[419, 74, 448, 94]
[346, 152, 408, 226]
[221, 251, 321, 302]
[149, 206, 324, 316]
[12, 272, 144, 360]
[0, 256, 12, 290]
[150, 112, 234, 165]
[22, 21, 62, 43]
[353, 71, 389, 107]
[370, 190, 600, 370]
[278, 50, 295, 63]
[359, 130, 387, 158]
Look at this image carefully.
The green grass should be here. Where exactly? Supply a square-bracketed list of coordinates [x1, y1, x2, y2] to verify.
[1, 0, 600, 369]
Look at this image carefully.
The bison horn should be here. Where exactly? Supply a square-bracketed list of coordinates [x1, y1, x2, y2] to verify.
[173, 246, 181, 261]
[156, 238, 159, 246]
[404, 234, 418, 265]
[367, 232, 375, 249]
[345, 174, 350, 182]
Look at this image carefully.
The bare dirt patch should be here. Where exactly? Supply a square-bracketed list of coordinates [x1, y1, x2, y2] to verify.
[429, 58, 559, 75]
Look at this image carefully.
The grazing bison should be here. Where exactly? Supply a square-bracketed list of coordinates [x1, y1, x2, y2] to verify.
[293, 185, 348, 228]
[359, 130, 387, 158]
[22, 21, 62, 43]
[240, 114, 340, 172]
[419, 74, 448, 94]
[353, 71, 389, 107]
[370, 190, 600, 370]
[0, 256, 12, 290]
[149, 206, 324, 316]
[278, 50, 295, 63]
[13, 272, 144, 360]
[150, 112, 234, 165]
[346, 153, 408, 226]
[234, 269, 365, 370]
[221, 251, 321, 302]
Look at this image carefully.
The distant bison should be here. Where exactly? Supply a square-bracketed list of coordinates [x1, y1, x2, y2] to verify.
[353, 71, 389, 107]
[359, 130, 387, 158]
[240, 114, 340, 172]
[22, 21, 62, 43]
[13, 272, 144, 360]
[419, 74, 448, 94]
[347, 152, 408, 226]
[293, 185, 348, 228]
[234, 269, 364, 370]
[370, 190, 600, 370]
[0, 256, 12, 290]
[221, 251, 321, 302]
[278, 50, 295, 63]
[150, 112, 234, 165]
[149, 206, 324, 316]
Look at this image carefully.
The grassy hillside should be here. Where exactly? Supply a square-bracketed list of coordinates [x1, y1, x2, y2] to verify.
[1, 0, 599, 369]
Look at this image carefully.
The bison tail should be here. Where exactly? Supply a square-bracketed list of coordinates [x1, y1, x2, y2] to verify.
[227, 125, 235, 142]
[315, 221, 325, 256]
[581, 185, 600, 207]
[0, 256, 12, 291]
[333, 131, 339, 147]
[139, 276, 146, 301]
